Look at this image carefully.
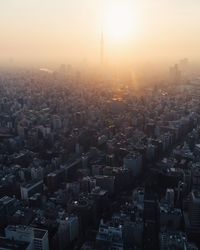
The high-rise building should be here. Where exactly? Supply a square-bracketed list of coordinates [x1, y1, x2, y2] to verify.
[96, 220, 123, 250]
[58, 216, 79, 250]
[160, 231, 198, 250]
[165, 188, 175, 208]
[144, 192, 159, 250]
[95, 175, 115, 195]
[5, 225, 49, 250]
[192, 167, 200, 190]
[123, 152, 142, 177]
[179, 58, 189, 78]
[169, 64, 181, 84]
[188, 190, 200, 228]
[20, 180, 43, 200]
[100, 31, 104, 65]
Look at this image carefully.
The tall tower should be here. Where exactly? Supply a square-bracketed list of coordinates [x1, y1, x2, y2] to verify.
[100, 30, 104, 65]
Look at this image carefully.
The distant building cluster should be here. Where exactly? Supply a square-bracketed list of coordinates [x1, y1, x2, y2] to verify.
[0, 66, 199, 249]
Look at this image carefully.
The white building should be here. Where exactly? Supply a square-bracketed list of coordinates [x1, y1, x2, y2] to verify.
[5, 225, 49, 250]
[96, 220, 123, 250]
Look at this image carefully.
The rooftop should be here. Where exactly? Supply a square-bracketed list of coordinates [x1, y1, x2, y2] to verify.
[0, 237, 29, 250]
[22, 180, 43, 189]
[192, 190, 200, 200]
[34, 228, 47, 239]
[0, 196, 15, 205]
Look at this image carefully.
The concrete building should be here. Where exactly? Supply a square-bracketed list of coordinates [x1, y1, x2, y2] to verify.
[165, 188, 175, 208]
[188, 190, 200, 228]
[5, 225, 49, 250]
[160, 231, 197, 250]
[0, 236, 30, 250]
[123, 152, 142, 177]
[20, 181, 43, 200]
[96, 220, 123, 250]
[159, 204, 182, 230]
[95, 175, 115, 195]
[58, 216, 79, 250]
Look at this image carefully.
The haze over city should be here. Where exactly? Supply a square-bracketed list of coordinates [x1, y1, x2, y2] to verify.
[1, 0, 200, 65]
[0, 1, 200, 250]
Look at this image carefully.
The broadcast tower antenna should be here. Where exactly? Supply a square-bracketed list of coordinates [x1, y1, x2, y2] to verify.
[101, 26, 104, 65]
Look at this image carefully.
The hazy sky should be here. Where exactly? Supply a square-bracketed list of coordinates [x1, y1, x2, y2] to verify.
[1, 0, 200, 64]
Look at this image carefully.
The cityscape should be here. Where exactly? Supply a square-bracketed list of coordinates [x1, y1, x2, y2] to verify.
[0, 1, 200, 250]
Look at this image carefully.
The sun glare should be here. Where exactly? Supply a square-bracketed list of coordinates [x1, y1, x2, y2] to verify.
[103, 2, 137, 43]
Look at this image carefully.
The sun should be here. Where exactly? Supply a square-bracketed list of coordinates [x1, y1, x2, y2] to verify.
[103, 1, 137, 43]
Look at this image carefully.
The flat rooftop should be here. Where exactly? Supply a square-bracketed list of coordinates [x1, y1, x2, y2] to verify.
[0, 196, 15, 205]
[34, 228, 47, 239]
[193, 190, 200, 200]
[0, 237, 29, 250]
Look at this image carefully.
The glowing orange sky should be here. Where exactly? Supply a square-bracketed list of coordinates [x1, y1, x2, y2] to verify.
[0, 0, 200, 64]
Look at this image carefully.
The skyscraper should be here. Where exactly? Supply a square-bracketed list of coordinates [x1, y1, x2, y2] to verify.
[101, 30, 104, 65]
[189, 190, 200, 228]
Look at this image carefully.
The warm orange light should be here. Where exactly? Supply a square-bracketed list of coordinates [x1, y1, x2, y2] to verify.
[103, 1, 137, 43]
